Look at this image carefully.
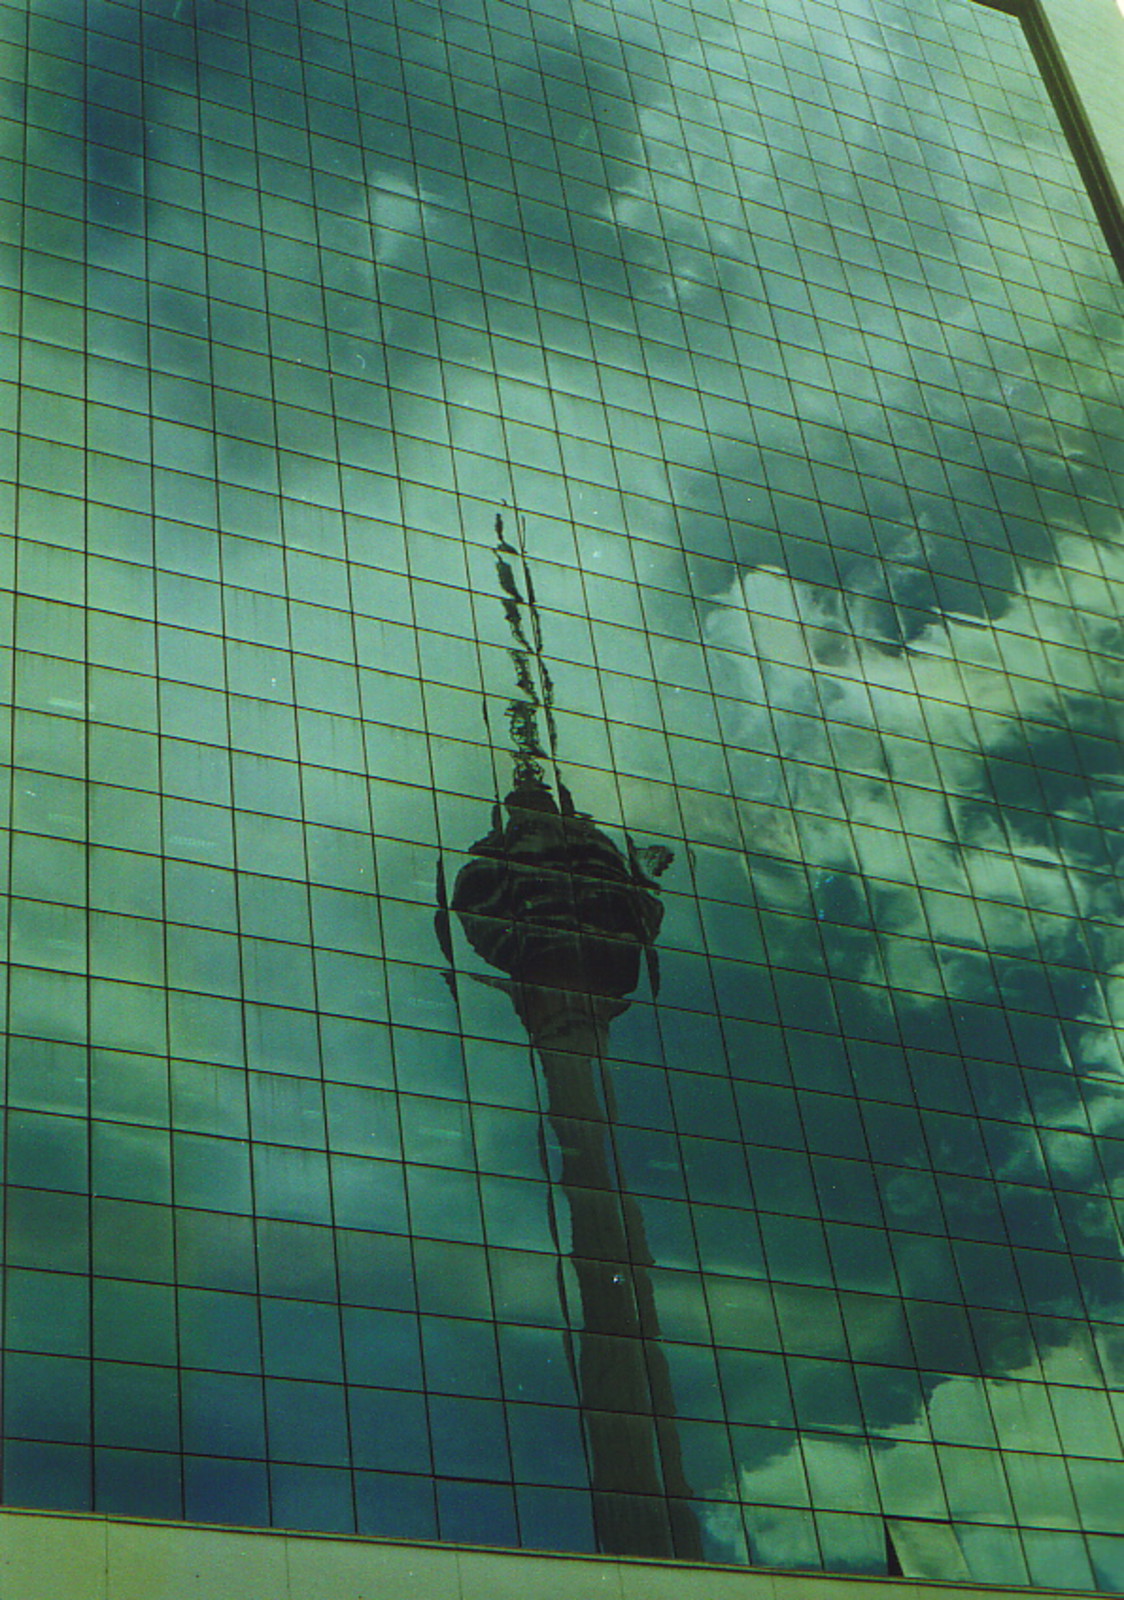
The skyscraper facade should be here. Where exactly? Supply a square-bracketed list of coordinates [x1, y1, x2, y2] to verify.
[3, 0, 1124, 1591]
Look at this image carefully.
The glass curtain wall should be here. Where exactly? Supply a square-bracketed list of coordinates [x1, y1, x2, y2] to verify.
[2, 0, 1124, 1587]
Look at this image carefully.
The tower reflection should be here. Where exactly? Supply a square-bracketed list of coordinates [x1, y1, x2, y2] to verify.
[439, 516, 702, 1559]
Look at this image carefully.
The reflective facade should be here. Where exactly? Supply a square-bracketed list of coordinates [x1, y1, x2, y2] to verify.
[3, 0, 1124, 1588]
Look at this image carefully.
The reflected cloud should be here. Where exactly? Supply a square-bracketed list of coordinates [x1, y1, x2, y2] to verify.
[705, 529, 1124, 1080]
[6, 0, 1124, 1568]
[369, 174, 433, 264]
[734, 1356, 1119, 1579]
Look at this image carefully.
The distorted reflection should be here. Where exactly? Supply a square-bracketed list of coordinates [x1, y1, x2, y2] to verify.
[439, 515, 698, 1558]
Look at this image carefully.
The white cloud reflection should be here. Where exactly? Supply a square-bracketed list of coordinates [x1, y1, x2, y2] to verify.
[731, 1359, 1123, 1578]
[7, 0, 1124, 1562]
[704, 528, 1124, 1079]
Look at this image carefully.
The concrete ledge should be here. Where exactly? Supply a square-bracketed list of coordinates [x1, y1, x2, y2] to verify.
[0, 1509, 1103, 1600]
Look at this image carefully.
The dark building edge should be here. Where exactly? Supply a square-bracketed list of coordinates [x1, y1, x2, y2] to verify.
[973, 0, 1124, 279]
